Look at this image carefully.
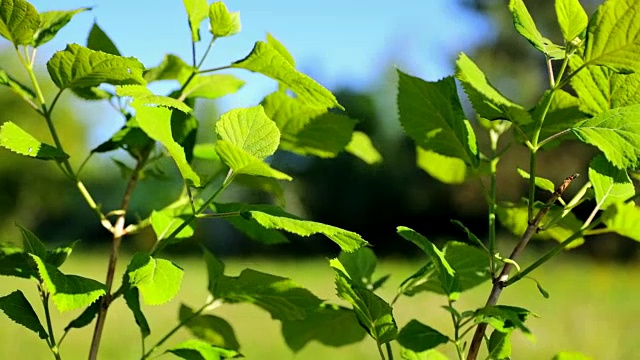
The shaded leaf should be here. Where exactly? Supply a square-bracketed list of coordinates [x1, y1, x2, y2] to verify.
[281, 304, 366, 352]
[64, 300, 100, 331]
[180, 304, 240, 350]
[45, 240, 79, 268]
[87, 21, 120, 55]
[167, 339, 241, 360]
[0, 290, 47, 339]
[488, 329, 512, 359]
[474, 305, 534, 337]
[0, 122, 69, 160]
[17, 224, 46, 259]
[397, 227, 460, 300]
[337, 247, 377, 289]
[214, 268, 322, 321]
[332, 269, 397, 344]
[125, 253, 184, 306]
[397, 70, 479, 167]
[123, 287, 150, 338]
[0, 68, 35, 100]
[455, 52, 531, 124]
[144, 54, 192, 83]
[397, 319, 448, 352]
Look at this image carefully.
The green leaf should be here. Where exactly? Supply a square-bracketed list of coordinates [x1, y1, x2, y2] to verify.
[400, 241, 490, 297]
[266, 33, 294, 66]
[474, 305, 534, 337]
[239, 204, 368, 252]
[516, 167, 555, 193]
[144, 54, 192, 83]
[524, 89, 586, 143]
[497, 202, 585, 248]
[0, 250, 33, 278]
[215, 140, 292, 180]
[123, 287, 150, 338]
[332, 269, 397, 344]
[212, 202, 288, 245]
[397, 70, 479, 167]
[33, 8, 91, 47]
[125, 253, 184, 305]
[571, 104, 640, 169]
[64, 300, 100, 331]
[553, 351, 593, 360]
[336, 247, 377, 289]
[588, 154, 634, 210]
[345, 131, 383, 165]
[193, 143, 220, 161]
[45, 240, 79, 268]
[203, 249, 225, 295]
[0, 122, 69, 160]
[30, 255, 105, 312]
[397, 227, 460, 300]
[397, 319, 448, 352]
[214, 268, 323, 321]
[555, 0, 588, 42]
[0, 290, 47, 340]
[215, 106, 280, 159]
[150, 204, 195, 244]
[261, 91, 356, 157]
[0, 68, 35, 100]
[400, 349, 449, 360]
[602, 201, 640, 241]
[233, 174, 286, 206]
[16, 224, 46, 259]
[417, 147, 467, 185]
[509, 0, 546, 52]
[584, 0, 640, 72]
[0, 0, 40, 45]
[208, 2, 240, 37]
[455, 52, 531, 125]
[281, 304, 367, 352]
[167, 339, 242, 360]
[488, 329, 512, 359]
[182, 74, 244, 100]
[233, 41, 341, 110]
[179, 304, 240, 350]
[183, 0, 208, 42]
[87, 22, 120, 55]
[133, 103, 200, 186]
[47, 44, 145, 90]
[117, 85, 192, 113]
[569, 56, 640, 116]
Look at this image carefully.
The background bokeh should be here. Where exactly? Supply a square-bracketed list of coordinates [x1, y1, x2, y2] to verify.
[1, 0, 639, 359]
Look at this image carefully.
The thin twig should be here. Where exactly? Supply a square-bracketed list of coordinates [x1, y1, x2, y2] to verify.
[466, 174, 578, 360]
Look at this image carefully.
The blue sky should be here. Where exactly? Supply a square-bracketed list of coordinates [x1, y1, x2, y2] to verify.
[24, 0, 494, 144]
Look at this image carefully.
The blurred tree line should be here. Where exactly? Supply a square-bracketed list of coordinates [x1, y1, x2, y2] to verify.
[0, 0, 637, 261]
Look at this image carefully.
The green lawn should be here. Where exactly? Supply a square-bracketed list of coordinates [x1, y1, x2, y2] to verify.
[1, 253, 639, 359]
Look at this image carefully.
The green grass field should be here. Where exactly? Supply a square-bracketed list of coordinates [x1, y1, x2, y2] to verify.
[1, 253, 639, 359]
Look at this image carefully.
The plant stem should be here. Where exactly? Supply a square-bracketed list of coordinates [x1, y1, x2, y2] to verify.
[536, 129, 571, 149]
[377, 343, 386, 360]
[142, 299, 220, 359]
[41, 289, 61, 360]
[151, 171, 235, 256]
[448, 299, 464, 360]
[385, 343, 394, 360]
[466, 174, 578, 360]
[488, 130, 500, 275]
[198, 65, 233, 74]
[88, 158, 146, 360]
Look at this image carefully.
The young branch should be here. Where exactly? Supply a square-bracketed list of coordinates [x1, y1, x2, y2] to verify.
[466, 174, 579, 360]
[88, 158, 146, 360]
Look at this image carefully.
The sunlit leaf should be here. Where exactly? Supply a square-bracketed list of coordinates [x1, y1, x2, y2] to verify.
[34, 8, 91, 47]
[167, 339, 242, 359]
[0, 122, 69, 160]
[215, 140, 292, 180]
[183, 0, 209, 42]
[0, 0, 40, 45]
[588, 154, 634, 210]
[417, 147, 467, 184]
[208, 1, 241, 37]
[555, 0, 588, 42]
[182, 74, 244, 100]
[345, 131, 382, 165]
[125, 253, 184, 306]
[215, 106, 279, 159]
